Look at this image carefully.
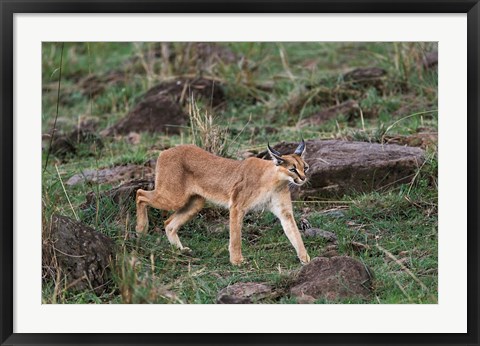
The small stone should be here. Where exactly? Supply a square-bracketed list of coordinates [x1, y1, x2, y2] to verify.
[302, 228, 338, 243]
[323, 210, 345, 218]
[343, 67, 387, 82]
[296, 294, 316, 304]
[349, 241, 371, 253]
[126, 131, 141, 145]
[217, 282, 273, 304]
[320, 244, 340, 257]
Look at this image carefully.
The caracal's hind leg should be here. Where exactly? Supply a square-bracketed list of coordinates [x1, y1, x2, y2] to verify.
[164, 195, 205, 251]
[136, 189, 153, 235]
[136, 188, 174, 236]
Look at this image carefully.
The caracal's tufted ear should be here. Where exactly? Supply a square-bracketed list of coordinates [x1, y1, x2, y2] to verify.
[294, 139, 306, 158]
[267, 142, 284, 165]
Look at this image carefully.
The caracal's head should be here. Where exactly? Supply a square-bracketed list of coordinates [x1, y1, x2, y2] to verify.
[267, 140, 309, 186]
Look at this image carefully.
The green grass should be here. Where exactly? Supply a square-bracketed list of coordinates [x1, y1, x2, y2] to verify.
[42, 42, 438, 304]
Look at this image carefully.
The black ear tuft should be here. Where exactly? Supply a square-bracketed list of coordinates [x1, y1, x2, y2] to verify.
[294, 139, 306, 157]
[267, 142, 282, 157]
[267, 142, 284, 165]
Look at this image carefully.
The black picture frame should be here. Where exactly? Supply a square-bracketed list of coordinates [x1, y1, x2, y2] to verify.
[1, 1, 478, 345]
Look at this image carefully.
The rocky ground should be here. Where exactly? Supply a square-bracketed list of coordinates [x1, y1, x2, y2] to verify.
[41, 42, 438, 304]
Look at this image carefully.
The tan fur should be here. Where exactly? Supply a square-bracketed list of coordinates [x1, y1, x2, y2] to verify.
[135, 144, 310, 265]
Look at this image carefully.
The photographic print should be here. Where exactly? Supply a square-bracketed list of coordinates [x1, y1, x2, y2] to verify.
[41, 42, 438, 305]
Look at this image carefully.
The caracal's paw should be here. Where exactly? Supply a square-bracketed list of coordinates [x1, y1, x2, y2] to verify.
[180, 247, 193, 255]
[135, 225, 148, 236]
[300, 253, 311, 265]
[230, 256, 245, 266]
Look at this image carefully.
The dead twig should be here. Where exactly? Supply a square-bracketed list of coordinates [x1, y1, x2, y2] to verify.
[55, 164, 78, 220]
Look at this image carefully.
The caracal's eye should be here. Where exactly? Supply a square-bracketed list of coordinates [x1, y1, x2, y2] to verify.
[304, 166, 309, 172]
[289, 166, 296, 172]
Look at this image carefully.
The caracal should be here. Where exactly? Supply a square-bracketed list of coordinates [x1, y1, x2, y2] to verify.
[136, 140, 310, 265]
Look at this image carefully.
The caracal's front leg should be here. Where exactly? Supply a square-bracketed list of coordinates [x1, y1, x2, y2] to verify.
[271, 194, 310, 264]
[228, 205, 245, 265]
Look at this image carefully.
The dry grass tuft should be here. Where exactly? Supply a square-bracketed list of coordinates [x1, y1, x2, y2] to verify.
[188, 98, 229, 157]
[114, 250, 182, 304]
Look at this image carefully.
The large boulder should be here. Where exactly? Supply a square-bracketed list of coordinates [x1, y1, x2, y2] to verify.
[259, 140, 425, 198]
[290, 256, 373, 302]
[43, 215, 114, 294]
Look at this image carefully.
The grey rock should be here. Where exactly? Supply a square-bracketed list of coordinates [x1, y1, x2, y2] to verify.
[259, 140, 425, 198]
[302, 228, 338, 243]
[217, 282, 273, 304]
[290, 256, 373, 302]
[67, 164, 154, 186]
[43, 215, 114, 295]
[322, 210, 346, 218]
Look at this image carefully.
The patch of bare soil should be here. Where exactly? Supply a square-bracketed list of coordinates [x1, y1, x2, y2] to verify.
[101, 78, 225, 136]
[101, 94, 187, 136]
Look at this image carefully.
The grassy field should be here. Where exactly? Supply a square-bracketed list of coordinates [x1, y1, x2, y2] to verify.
[41, 42, 438, 304]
